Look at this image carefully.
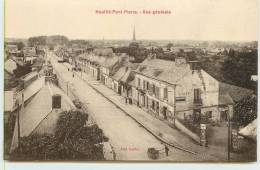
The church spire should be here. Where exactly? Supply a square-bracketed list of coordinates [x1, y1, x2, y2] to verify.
[133, 25, 136, 41]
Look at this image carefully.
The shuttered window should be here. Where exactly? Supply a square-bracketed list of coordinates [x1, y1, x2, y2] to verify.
[137, 78, 140, 87]
[152, 84, 156, 94]
[163, 88, 168, 100]
[156, 87, 160, 98]
[194, 88, 201, 103]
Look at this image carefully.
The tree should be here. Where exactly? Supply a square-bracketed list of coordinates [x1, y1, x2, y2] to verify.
[10, 110, 108, 161]
[234, 95, 257, 127]
[15, 42, 25, 50]
[166, 43, 173, 50]
[222, 50, 257, 89]
[28, 36, 47, 47]
[13, 63, 32, 78]
[47, 35, 69, 46]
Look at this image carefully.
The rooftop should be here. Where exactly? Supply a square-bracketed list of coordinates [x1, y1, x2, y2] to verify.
[135, 58, 191, 85]
[219, 82, 254, 103]
[10, 82, 75, 152]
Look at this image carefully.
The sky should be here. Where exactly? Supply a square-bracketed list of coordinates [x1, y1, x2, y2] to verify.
[5, 0, 258, 41]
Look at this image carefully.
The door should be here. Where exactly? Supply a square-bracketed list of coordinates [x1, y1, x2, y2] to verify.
[162, 107, 167, 120]
[220, 111, 228, 121]
[118, 85, 121, 95]
[193, 109, 201, 123]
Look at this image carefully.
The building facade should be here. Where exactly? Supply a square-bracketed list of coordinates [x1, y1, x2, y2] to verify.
[132, 57, 237, 124]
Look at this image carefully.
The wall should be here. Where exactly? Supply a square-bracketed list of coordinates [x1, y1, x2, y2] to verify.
[175, 69, 219, 113]
[4, 90, 15, 112]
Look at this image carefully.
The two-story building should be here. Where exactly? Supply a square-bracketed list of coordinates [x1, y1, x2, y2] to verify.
[132, 56, 253, 124]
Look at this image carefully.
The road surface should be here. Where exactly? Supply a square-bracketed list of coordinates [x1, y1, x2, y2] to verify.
[49, 52, 198, 161]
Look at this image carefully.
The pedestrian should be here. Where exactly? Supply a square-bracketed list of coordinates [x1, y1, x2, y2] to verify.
[165, 145, 169, 156]
[68, 68, 69, 71]
[73, 73, 74, 78]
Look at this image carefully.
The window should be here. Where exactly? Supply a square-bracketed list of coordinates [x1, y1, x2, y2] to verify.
[146, 81, 149, 90]
[207, 111, 212, 118]
[137, 78, 141, 87]
[152, 84, 156, 94]
[143, 80, 146, 90]
[152, 100, 155, 110]
[194, 89, 201, 104]
[155, 86, 160, 98]
[163, 88, 168, 100]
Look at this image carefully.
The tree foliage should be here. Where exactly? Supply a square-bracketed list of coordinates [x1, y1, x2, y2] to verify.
[234, 95, 257, 127]
[222, 50, 257, 89]
[28, 36, 48, 47]
[166, 43, 173, 50]
[13, 63, 32, 78]
[28, 35, 69, 47]
[10, 110, 108, 161]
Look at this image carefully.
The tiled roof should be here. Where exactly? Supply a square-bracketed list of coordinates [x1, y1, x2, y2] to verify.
[219, 82, 254, 102]
[219, 94, 234, 105]
[120, 68, 133, 83]
[135, 58, 191, 84]
[112, 59, 138, 82]
[93, 48, 113, 56]
[112, 66, 127, 81]
[100, 56, 120, 69]
[10, 82, 75, 152]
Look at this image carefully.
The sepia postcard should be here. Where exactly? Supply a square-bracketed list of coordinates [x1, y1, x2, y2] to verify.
[3, 0, 258, 163]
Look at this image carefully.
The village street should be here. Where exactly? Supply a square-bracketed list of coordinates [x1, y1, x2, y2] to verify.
[48, 52, 202, 161]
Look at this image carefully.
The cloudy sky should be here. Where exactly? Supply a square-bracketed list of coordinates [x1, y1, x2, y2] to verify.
[5, 0, 258, 41]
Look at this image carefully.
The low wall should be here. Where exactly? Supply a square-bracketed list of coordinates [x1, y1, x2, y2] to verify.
[175, 119, 200, 143]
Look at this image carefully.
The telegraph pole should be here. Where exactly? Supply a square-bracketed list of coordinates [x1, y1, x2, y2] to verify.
[227, 104, 233, 161]
[173, 85, 176, 127]
[228, 112, 231, 161]
[17, 102, 21, 153]
[67, 82, 68, 95]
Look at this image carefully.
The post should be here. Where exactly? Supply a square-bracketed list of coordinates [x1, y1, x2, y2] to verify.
[227, 104, 232, 161]
[67, 82, 68, 95]
[173, 85, 176, 126]
[17, 103, 21, 153]
[228, 113, 230, 161]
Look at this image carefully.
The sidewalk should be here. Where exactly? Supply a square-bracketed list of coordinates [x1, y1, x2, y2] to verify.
[53, 55, 255, 161]
[74, 71, 227, 161]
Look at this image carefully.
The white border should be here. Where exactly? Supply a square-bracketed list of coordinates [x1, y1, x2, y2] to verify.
[0, 0, 259, 169]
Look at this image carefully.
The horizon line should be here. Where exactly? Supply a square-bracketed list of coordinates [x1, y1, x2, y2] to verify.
[5, 36, 258, 43]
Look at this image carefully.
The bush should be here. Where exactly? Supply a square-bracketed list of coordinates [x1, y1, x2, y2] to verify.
[10, 110, 108, 161]
[234, 95, 257, 127]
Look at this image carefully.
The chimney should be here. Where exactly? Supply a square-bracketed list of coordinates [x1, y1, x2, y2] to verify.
[52, 94, 61, 109]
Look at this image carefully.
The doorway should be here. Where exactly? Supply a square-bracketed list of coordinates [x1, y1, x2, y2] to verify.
[162, 106, 167, 120]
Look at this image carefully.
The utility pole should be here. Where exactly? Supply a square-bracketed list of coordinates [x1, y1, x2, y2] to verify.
[17, 101, 21, 153]
[67, 82, 69, 95]
[227, 104, 233, 161]
[173, 85, 176, 127]
[228, 113, 230, 160]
